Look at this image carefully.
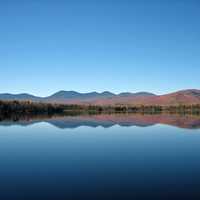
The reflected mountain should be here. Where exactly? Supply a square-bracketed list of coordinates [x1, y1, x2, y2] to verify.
[0, 113, 200, 129]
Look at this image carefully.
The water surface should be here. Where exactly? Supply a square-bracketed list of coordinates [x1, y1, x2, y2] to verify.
[0, 114, 200, 199]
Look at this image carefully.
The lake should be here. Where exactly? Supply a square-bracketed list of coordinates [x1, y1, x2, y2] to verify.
[0, 114, 200, 199]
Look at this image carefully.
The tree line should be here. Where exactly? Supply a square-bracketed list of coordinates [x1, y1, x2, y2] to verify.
[0, 100, 200, 118]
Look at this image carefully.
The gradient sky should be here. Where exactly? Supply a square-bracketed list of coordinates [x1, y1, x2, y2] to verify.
[0, 0, 199, 96]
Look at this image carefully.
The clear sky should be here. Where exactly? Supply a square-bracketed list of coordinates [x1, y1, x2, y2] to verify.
[0, 0, 199, 96]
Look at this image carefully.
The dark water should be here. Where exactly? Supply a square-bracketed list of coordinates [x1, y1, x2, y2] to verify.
[0, 114, 200, 200]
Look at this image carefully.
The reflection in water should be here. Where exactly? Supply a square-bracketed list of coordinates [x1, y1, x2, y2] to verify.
[0, 113, 200, 129]
[0, 113, 200, 199]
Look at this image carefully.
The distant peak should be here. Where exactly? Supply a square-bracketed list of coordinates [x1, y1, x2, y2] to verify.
[119, 92, 156, 97]
[101, 91, 115, 95]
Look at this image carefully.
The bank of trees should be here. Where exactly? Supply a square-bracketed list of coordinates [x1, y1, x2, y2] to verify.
[165, 104, 200, 114]
[0, 100, 200, 117]
[0, 100, 64, 115]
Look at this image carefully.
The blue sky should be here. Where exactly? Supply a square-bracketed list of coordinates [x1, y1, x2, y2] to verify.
[0, 0, 199, 96]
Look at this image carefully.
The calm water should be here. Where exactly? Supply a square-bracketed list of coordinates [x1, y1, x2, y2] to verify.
[0, 114, 200, 200]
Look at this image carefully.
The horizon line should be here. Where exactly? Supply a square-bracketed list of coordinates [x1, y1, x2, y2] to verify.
[0, 88, 199, 98]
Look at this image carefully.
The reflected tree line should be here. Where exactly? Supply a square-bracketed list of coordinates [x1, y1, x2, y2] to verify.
[0, 100, 200, 121]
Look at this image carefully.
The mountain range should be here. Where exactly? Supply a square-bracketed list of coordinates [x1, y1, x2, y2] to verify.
[0, 89, 200, 106]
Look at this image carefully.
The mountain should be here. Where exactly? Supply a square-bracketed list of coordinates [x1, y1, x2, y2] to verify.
[0, 93, 41, 101]
[127, 89, 200, 106]
[0, 89, 200, 106]
[45, 91, 116, 103]
[118, 92, 155, 97]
